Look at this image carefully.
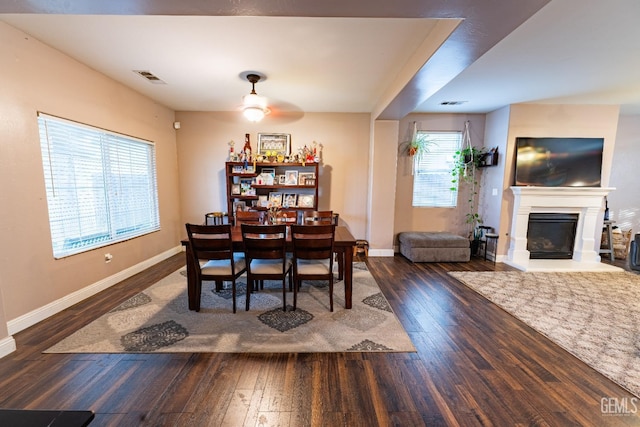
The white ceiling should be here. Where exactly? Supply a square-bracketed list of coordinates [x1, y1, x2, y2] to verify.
[2, 0, 639, 119]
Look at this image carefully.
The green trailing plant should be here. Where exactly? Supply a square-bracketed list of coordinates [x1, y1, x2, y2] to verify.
[450, 145, 485, 240]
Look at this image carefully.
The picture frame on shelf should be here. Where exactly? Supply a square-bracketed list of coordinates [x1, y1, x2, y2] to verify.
[278, 175, 286, 185]
[232, 165, 244, 174]
[298, 172, 315, 186]
[283, 193, 298, 208]
[298, 194, 315, 208]
[239, 178, 253, 195]
[261, 168, 276, 177]
[284, 170, 298, 185]
[258, 195, 269, 207]
[257, 133, 291, 156]
[231, 184, 241, 195]
[233, 200, 247, 213]
[269, 192, 283, 207]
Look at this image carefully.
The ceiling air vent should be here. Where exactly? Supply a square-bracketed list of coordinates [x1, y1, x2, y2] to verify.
[440, 101, 467, 106]
[133, 70, 166, 84]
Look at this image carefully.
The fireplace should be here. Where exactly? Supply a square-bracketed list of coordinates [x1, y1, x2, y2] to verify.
[527, 213, 578, 259]
[506, 186, 621, 272]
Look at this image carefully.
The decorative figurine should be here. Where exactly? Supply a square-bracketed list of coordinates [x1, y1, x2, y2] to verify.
[228, 140, 235, 161]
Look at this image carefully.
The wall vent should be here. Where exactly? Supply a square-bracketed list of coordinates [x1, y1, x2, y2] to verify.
[133, 70, 166, 84]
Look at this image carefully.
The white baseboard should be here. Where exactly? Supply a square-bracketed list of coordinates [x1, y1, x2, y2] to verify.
[368, 248, 395, 257]
[7, 246, 182, 336]
[0, 336, 16, 358]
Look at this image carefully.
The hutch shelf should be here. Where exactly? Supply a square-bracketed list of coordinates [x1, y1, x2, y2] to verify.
[225, 161, 319, 220]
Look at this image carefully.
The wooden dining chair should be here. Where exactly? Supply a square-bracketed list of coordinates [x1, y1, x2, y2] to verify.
[290, 224, 336, 311]
[185, 223, 247, 313]
[235, 209, 264, 226]
[301, 210, 335, 225]
[300, 211, 342, 278]
[241, 224, 293, 311]
[277, 209, 299, 224]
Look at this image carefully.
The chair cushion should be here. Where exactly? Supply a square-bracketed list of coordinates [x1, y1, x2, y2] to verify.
[296, 259, 331, 275]
[200, 256, 246, 275]
[249, 258, 292, 274]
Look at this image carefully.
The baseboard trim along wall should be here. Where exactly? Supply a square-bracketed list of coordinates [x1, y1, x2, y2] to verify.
[7, 246, 183, 336]
[368, 248, 395, 257]
[0, 336, 17, 359]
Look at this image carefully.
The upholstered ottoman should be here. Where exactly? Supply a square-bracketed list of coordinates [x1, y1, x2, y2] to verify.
[398, 232, 470, 262]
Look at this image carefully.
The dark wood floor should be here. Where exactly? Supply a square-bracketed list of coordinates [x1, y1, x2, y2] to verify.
[1, 253, 638, 426]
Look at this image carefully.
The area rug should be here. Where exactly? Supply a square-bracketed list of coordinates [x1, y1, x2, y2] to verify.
[46, 263, 415, 353]
[449, 270, 640, 398]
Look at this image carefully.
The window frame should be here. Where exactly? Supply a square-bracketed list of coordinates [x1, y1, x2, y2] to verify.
[38, 113, 160, 259]
[412, 130, 462, 208]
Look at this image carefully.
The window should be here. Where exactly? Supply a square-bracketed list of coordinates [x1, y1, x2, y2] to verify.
[412, 131, 462, 207]
[38, 113, 160, 258]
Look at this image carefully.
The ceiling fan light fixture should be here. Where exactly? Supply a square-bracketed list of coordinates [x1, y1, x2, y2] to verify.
[243, 106, 266, 122]
[241, 73, 269, 122]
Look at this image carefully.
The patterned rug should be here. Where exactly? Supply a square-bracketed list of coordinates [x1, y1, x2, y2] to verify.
[449, 270, 640, 397]
[45, 263, 415, 353]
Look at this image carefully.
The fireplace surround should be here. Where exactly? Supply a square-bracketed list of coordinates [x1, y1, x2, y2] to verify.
[506, 186, 622, 272]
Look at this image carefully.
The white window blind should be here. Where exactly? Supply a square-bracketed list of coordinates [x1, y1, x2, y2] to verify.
[38, 113, 160, 258]
[412, 131, 462, 207]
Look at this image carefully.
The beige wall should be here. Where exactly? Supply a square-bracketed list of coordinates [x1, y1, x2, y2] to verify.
[393, 113, 486, 243]
[609, 115, 640, 235]
[174, 111, 371, 241]
[368, 120, 399, 254]
[0, 23, 182, 335]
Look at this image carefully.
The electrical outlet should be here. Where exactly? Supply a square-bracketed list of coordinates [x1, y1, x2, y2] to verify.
[105, 253, 113, 263]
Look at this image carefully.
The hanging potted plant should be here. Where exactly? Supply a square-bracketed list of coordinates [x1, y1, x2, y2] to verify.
[398, 121, 434, 173]
[450, 122, 485, 250]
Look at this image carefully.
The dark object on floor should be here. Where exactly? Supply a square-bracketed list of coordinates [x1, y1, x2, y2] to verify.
[353, 240, 369, 257]
[0, 409, 94, 426]
[629, 233, 640, 271]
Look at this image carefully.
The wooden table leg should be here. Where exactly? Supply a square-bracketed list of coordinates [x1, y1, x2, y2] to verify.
[185, 244, 199, 311]
[344, 245, 353, 309]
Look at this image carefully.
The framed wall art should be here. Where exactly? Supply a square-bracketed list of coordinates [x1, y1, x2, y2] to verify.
[257, 133, 291, 156]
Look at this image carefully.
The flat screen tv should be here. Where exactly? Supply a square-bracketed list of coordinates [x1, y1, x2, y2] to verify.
[514, 137, 604, 187]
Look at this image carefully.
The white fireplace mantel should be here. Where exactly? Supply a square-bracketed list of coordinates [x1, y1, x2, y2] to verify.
[505, 186, 622, 272]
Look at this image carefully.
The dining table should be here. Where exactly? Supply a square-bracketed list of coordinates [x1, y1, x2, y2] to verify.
[181, 225, 357, 311]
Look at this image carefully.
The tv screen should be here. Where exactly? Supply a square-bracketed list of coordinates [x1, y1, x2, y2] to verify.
[514, 137, 604, 187]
